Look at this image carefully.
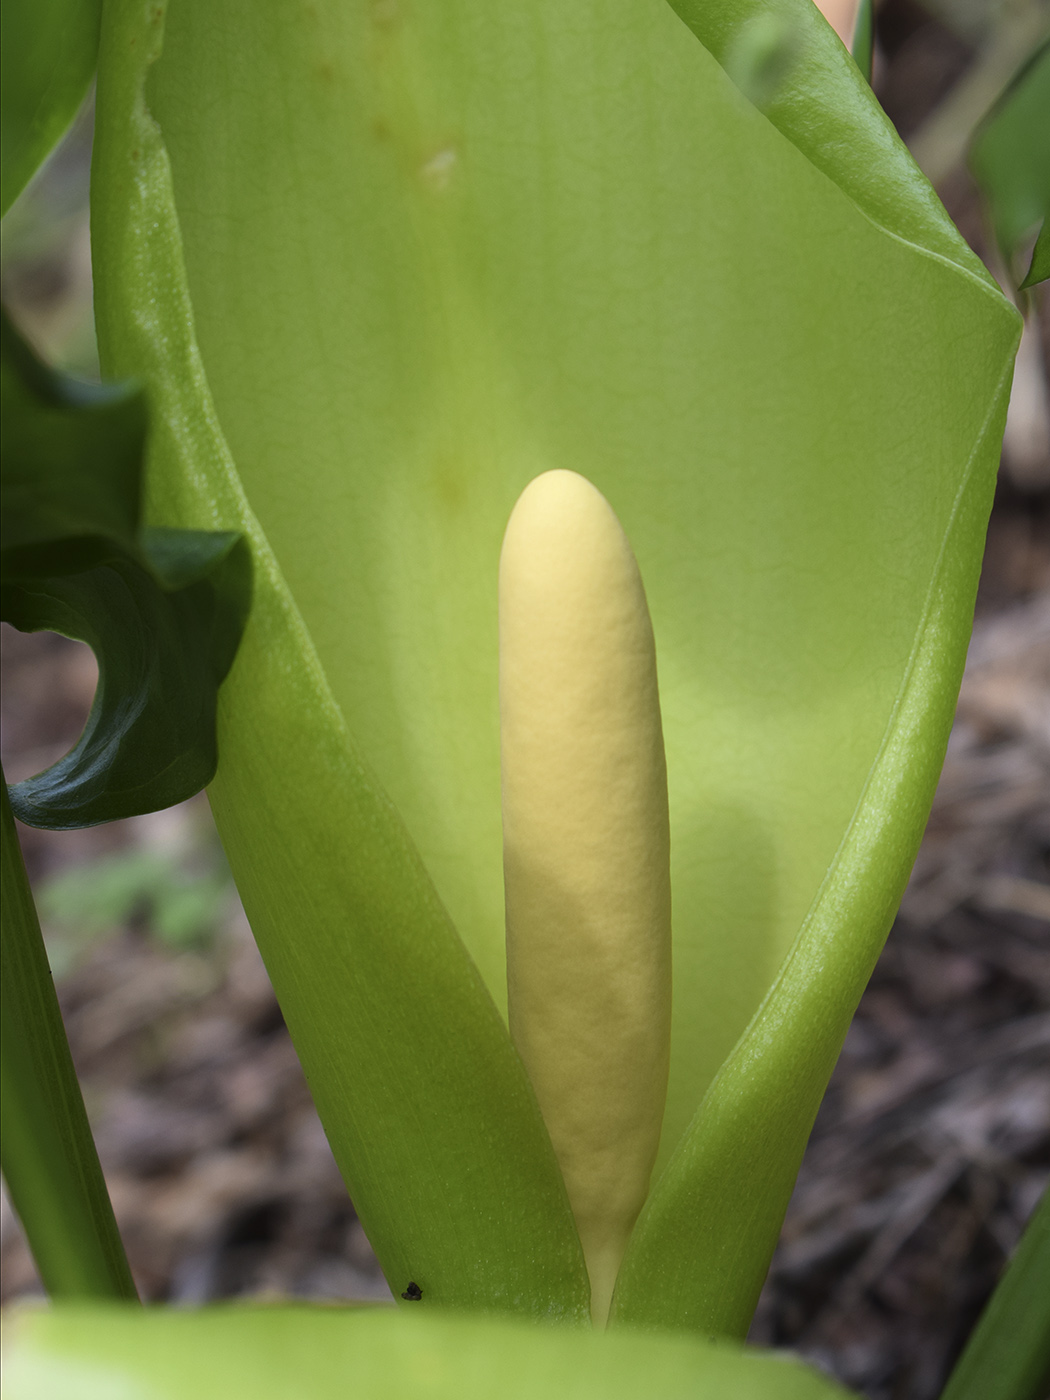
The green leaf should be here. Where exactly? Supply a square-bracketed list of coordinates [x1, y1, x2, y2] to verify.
[970, 41, 1050, 274]
[0, 0, 101, 216]
[90, 0, 591, 1322]
[941, 1188, 1050, 1400]
[609, 426, 1011, 1330]
[666, 0, 1000, 286]
[851, 0, 873, 86]
[38, 837, 231, 971]
[4, 538, 250, 828]
[1, 777, 138, 1301]
[0, 311, 145, 575]
[93, 0, 1018, 1333]
[3, 1305, 854, 1400]
[1020, 217, 1049, 289]
[1, 313, 252, 829]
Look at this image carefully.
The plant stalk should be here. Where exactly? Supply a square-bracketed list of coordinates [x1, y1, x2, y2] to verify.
[0, 768, 138, 1300]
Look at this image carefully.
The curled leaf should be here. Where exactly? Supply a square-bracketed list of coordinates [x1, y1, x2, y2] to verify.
[1, 311, 251, 828]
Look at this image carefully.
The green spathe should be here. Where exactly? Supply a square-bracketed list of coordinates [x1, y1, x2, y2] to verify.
[143, 0, 1018, 1143]
[92, 0, 1020, 1332]
[92, 0, 591, 1321]
[4, 1305, 852, 1400]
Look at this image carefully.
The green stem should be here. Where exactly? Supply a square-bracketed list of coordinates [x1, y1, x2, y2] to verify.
[940, 1187, 1050, 1400]
[851, 0, 873, 86]
[0, 769, 138, 1300]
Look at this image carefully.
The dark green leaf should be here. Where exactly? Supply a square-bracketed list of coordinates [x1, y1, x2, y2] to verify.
[0, 311, 144, 577]
[1020, 218, 1049, 289]
[1, 311, 252, 828]
[970, 41, 1050, 274]
[941, 1188, 1050, 1400]
[0, 0, 101, 216]
[666, 0, 998, 286]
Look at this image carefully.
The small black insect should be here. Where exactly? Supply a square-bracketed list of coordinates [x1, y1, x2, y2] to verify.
[401, 1281, 423, 1301]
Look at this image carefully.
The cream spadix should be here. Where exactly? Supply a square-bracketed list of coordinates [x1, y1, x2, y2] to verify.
[499, 469, 672, 1327]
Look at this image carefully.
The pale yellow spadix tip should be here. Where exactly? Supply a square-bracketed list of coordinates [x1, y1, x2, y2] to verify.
[499, 469, 671, 1327]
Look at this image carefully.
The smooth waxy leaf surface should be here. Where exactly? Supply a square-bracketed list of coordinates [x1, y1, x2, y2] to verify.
[3, 1305, 853, 1400]
[0, 314, 251, 828]
[96, 0, 1018, 1332]
[92, 0, 590, 1322]
[0, 0, 100, 215]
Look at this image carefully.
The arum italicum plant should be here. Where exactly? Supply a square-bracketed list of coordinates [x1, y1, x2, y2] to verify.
[4, 0, 1047, 1391]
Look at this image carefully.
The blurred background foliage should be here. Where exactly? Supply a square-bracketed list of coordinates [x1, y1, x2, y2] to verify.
[37, 826, 233, 976]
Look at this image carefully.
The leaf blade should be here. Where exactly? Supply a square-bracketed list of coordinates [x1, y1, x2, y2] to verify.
[91, 0, 590, 1320]
[5, 1304, 855, 1400]
[940, 1187, 1050, 1400]
[1, 313, 252, 829]
[5, 538, 249, 828]
[610, 363, 1014, 1333]
[969, 41, 1050, 277]
[142, 0, 1020, 1195]
[0, 0, 101, 216]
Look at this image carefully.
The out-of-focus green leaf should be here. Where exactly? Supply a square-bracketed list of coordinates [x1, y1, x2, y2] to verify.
[852, 0, 874, 84]
[92, 0, 1019, 1333]
[0, 0, 101, 216]
[970, 41, 1050, 274]
[1, 313, 252, 829]
[91, 0, 591, 1322]
[941, 1188, 1050, 1400]
[722, 12, 803, 111]
[38, 838, 231, 972]
[3, 1305, 854, 1400]
[1020, 218, 1048, 288]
